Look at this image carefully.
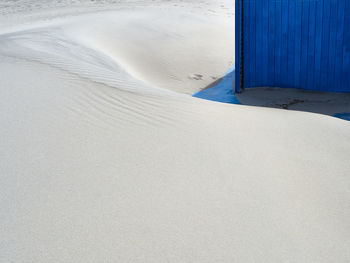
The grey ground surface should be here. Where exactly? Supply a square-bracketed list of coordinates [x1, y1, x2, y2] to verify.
[236, 87, 350, 116]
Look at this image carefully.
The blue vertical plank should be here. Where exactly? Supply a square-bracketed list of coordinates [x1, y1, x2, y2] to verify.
[268, 0, 275, 86]
[320, 0, 331, 91]
[287, 0, 296, 87]
[262, 0, 269, 85]
[255, 0, 263, 86]
[280, 0, 289, 87]
[334, 0, 345, 91]
[306, 0, 316, 89]
[314, 0, 323, 90]
[274, 0, 282, 86]
[300, 0, 309, 89]
[249, 0, 256, 88]
[243, 0, 250, 88]
[327, 0, 338, 90]
[294, 0, 302, 88]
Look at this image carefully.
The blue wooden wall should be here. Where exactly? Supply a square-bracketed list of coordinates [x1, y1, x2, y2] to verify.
[235, 0, 350, 93]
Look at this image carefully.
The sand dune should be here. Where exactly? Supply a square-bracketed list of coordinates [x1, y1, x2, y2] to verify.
[1, 1, 350, 262]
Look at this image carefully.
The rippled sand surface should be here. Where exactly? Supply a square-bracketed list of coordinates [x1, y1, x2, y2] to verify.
[1, 1, 350, 262]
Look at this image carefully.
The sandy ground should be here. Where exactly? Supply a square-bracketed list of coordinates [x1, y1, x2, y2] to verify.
[1, 1, 350, 262]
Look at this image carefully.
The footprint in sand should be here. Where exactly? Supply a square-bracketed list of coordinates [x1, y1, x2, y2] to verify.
[189, 73, 203, 80]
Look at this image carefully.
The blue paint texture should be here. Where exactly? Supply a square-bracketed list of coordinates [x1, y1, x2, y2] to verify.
[193, 65, 241, 104]
[235, 0, 350, 93]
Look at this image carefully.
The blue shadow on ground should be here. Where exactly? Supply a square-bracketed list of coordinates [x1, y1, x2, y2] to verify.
[193, 65, 349, 122]
[192, 65, 241, 104]
[333, 113, 350, 121]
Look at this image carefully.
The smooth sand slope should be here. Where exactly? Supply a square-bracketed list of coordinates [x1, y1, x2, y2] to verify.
[1, 1, 350, 262]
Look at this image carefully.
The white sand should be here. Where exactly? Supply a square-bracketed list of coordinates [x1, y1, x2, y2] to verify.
[1, 1, 350, 262]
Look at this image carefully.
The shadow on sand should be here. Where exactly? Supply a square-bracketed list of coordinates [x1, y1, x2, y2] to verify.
[193, 68, 350, 121]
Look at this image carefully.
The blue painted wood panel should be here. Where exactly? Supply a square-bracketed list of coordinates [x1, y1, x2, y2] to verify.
[235, 0, 350, 93]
